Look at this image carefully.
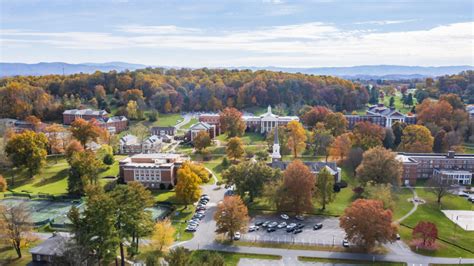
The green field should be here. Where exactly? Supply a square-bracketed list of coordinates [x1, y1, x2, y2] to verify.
[0, 155, 126, 195]
[298, 256, 406, 265]
[191, 250, 281, 266]
[382, 92, 417, 114]
[180, 117, 198, 130]
[399, 188, 474, 258]
[0, 241, 39, 266]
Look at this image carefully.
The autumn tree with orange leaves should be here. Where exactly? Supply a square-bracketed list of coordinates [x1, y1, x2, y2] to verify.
[214, 195, 249, 240]
[70, 118, 106, 147]
[339, 199, 396, 251]
[329, 133, 353, 161]
[352, 121, 385, 150]
[276, 160, 315, 215]
[219, 107, 246, 138]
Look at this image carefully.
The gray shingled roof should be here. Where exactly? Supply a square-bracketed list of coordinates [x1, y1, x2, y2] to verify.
[29, 233, 71, 256]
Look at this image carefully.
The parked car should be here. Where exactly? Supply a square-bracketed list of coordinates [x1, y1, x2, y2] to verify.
[268, 222, 278, 228]
[313, 223, 323, 230]
[342, 239, 349, 247]
[248, 225, 260, 232]
[458, 191, 469, 197]
[293, 228, 303, 234]
[262, 221, 271, 227]
[286, 227, 295, 233]
[277, 222, 287, 229]
[295, 215, 305, 221]
[233, 232, 241, 240]
[296, 223, 305, 229]
[196, 206, 206, 211]
[396, 234, 401, 240]
[255, 221, 264, 226]
[286, 223, 297, 229]
[280, 214, 289, 220]
[267, 227, 276, 233]
[193, 213, 204, 219]
[185, 226, 197, 232]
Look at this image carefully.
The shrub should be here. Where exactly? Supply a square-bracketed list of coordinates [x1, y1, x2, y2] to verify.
[167, 184, 174, 190]
[221, 157, 230, 168]
[0, 175, 7, 192]
[160, 183, 166, 190]
[353, 186, 364, 197]
[103, 153, 115, 165]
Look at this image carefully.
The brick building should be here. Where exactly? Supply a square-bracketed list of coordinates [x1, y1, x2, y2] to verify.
[187, 122, 216, 141]
[396, 151, 474, 185]
[63, 109, 108, 125]
[119, 153, 188, 188]
[97, 116, 128, 133]
[198, 114, 221, 135]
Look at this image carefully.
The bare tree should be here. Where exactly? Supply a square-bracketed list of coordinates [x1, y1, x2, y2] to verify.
[0, 203, 34, 258]
[427, 176, 455, 206]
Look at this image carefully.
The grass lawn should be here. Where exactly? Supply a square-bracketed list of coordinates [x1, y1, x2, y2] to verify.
[202, 156, 226, 182]
[169, 205, 195, 241]
[399, 188, 474, 258]
[0, 241, 39, 266]
[393, 188, 415, 220]
[192, 250, 281, 266]
[0, 155, 126, 195]
[233, 240, 350, 253]
[216, 132, 266, 145]
[382, 92, 417, 114]
[298, 256, 406, 265]
[462, 143, 474, 154]
[180, 117, 198, 130]
[154, 113, 183, 127]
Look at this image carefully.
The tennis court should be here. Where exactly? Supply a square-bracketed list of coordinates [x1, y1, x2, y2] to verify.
[0, 197, 82, 226]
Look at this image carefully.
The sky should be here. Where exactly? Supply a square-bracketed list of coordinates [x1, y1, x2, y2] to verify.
[1, 0, 473, 67]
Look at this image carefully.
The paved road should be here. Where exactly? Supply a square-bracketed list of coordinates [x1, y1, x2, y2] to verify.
[174, 113, 193, 130]
[396, 185, 420, 223]
[175, 182, 474, 266]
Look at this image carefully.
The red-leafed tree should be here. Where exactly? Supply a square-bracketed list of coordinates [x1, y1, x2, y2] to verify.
[301, 106, 331, 128]
[412, 221, 438, 248]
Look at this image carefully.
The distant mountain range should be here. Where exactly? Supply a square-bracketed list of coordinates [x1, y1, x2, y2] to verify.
[1, 62, 472, 80]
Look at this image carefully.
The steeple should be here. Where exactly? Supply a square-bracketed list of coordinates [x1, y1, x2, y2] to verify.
[271, 127, 281, 162]
[267, 105, 272, 114]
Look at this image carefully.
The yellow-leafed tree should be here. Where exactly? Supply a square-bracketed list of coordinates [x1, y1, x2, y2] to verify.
[151, 219, 175, 252]
[286, 121, 307, 158]
[175, 164, 202, 208]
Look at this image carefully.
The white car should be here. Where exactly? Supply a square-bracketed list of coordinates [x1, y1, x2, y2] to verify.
[248, 225, 259, 232]
[280, 214, 289, 220]
[286, 223, 297, 229]
[233, 232, 241, 240]
[277, 222, 287, 229]
[268, 222, 278, 228]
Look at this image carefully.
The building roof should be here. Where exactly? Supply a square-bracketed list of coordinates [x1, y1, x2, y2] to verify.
[435, 169, 472, 175]
[120, 134, 138, 145]
[271, 160, 339, 174]
[63, 109, 108, 116]
[29, 233, 71, 256]
[189, 122, 214, 130]
[145, 135, 161, 144]
[396, 151, 474, 162]
[151, 126, 176, 130]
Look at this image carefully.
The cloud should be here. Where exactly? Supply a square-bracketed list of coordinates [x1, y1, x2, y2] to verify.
[354, 19, 419, 25]
[2, 21, 473, 67]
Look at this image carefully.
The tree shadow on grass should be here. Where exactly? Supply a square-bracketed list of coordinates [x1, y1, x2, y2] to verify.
[33, 168, 68, 188]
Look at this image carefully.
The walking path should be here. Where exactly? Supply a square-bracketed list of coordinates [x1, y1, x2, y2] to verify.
[396, 185, 420, 223]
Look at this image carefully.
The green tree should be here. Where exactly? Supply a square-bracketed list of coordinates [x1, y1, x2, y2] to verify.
[189, 251, 225, 266]
[110, 182, 154, 261]
[5, 130, 48, 178]
[165, 247, 191, 266]
[67, 150, 104, 195]
[324, 112, 347, 136]
[68, 186, 120, 265]
[389, 96, 395, 107]
[226, 137, 245, 161]
[314, 168, 335, 210]
[311, 124, 334, 160]
[223, 161, 280, 202]
[193, 131, 211, 152]
[362, 181, 395, 210]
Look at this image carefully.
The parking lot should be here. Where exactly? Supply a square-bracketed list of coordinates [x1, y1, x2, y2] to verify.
[241, 214, 347, 246]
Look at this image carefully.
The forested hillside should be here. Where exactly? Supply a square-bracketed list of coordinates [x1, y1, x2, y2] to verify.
[0, 68, 367, 121]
